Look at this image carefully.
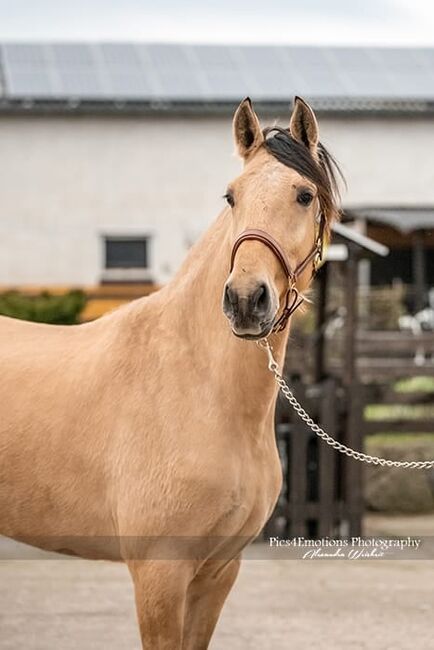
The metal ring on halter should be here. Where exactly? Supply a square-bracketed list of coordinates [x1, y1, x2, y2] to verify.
[272, 285, 305, 333]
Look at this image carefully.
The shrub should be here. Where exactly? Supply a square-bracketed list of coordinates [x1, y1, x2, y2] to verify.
[0, 290, 86, 324]
[364, 435, 434, 513]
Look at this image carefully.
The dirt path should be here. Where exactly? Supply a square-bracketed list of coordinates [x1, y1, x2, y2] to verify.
[1, 549, 433, 649]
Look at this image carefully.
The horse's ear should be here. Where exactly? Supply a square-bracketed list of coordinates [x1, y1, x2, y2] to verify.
[233, 98, 264, 159]
[289, 96, 319, 159]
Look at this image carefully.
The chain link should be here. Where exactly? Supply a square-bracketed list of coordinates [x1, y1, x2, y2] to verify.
[258, 339, 434, 470]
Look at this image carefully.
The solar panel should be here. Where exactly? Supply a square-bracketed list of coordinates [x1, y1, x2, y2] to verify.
[329, 47, 373, 70]
[202, 69, 250, 99]
[239, 45, 287, 68]
[295, 47, 333, 66]
[145, 44, 192, 68]
[417, 48, 434, 67]
[101, 43, 141, 67]
[375, 47, 423, 72]
[344, 72, 394, 97]
[7, 71, 54, 96]
[389, 71, 434, 97]
[106, 72, 154, 98]
[57, 70, 105, 97]
[51, 43, 95, 66]
[247, 72, 294, 100]
[1, 42, 434, 103]
[193, 45, 236, 68]
[156, 71, 205, 99]
[3, 43, 48, 66]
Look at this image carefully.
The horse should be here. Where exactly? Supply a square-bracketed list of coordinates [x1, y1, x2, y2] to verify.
[0, 96, 341, 648]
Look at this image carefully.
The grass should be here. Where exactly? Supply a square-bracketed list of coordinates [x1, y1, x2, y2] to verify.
[395, 376, 434, 393]
[366, 433, 434, 445]
[365, 404, 434, 421]
[363, 377, 434, 439]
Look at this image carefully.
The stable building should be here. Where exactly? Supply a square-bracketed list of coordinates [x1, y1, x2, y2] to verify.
[0, 42, 433, 315]
[346, 208, 434, 313]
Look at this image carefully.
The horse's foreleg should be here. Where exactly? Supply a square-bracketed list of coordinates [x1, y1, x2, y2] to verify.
[127, 560, 191, 650]
[182, 556, 241, 650]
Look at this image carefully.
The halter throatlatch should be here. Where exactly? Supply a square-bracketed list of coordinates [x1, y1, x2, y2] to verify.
[230, 215, 325, 333]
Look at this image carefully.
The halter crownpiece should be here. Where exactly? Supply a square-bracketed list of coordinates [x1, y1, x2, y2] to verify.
[230, 214, 325, 333]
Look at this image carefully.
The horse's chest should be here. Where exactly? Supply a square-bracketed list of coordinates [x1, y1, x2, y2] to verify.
[215, 445, 282, 537]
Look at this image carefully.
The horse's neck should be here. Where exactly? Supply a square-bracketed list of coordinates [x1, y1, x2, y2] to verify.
[161, 211, 290, 424]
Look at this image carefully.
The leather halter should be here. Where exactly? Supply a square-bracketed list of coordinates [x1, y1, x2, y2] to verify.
[229, 215, 325, 333]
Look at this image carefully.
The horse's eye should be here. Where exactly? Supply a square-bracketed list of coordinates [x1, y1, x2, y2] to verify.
[224, 191, 235, 208]
[297, 191, 314, 207]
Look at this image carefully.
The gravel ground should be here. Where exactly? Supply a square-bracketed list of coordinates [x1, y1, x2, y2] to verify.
[1, 516, 433, 650]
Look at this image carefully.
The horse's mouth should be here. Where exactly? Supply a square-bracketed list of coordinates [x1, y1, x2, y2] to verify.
[231, 320, 274, 341]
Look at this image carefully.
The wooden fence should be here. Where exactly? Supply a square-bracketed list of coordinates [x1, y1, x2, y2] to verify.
[355, 331, 434, 382]
[356, 331, 434, 436]
[265, 329, 434, 539]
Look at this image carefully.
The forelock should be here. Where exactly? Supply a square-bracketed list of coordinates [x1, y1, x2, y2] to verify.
[262, 126, 343, 232]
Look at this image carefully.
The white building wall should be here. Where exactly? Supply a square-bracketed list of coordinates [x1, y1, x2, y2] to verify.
[0, 113, 433, 285]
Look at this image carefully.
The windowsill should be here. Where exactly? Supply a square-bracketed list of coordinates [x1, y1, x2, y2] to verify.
[101, 268, 153, 283]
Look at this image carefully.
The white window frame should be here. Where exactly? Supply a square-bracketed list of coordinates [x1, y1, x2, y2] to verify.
[100, 232, 153, 282]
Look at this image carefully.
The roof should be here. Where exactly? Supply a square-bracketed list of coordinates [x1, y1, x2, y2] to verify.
[1, 43, 434, 115]
[347, 207, 434, 233]
[327, 222, 389, 260]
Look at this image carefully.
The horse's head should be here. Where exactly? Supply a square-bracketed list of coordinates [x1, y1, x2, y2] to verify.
[222, 96, 341, 340]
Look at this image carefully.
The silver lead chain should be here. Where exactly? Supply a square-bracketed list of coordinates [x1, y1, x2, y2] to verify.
[258, 339, 434, 470]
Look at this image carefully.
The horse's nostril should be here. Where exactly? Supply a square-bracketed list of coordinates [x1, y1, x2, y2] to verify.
[252, 283, 270, 313]
[224, 283, 237, 311]
[256, 284, 266, 308]
[224, 282, 271, 323]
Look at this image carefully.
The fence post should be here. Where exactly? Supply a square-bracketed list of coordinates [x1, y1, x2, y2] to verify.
[318, 378, 337, 536]
[343, 246, 364, 537]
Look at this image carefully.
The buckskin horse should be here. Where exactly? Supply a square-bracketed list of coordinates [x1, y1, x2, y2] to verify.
[0, 97, 341, 648]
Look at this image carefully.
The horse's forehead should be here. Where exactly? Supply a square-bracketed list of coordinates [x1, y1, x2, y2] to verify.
[243, 158, 302, 198]
[263, 162, 297, 187]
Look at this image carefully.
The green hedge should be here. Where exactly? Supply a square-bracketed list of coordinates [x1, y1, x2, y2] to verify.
[0, 290, 86, 324]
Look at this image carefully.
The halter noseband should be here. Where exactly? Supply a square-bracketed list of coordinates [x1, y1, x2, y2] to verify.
[229, 215, 325, 333]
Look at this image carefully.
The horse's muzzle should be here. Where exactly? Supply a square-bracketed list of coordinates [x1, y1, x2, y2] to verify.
[222, 281, 276, 339]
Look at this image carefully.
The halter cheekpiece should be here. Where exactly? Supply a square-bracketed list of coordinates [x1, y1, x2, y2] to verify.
[229, 214, 325, 333]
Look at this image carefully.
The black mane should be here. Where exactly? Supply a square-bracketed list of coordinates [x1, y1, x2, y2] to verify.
[262, 126, 344, 230]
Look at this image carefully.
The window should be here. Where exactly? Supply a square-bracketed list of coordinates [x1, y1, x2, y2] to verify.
[102, 236, 151, 282]
[105, 237, 148, 269]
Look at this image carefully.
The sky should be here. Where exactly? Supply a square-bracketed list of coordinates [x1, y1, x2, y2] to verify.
[0, 0, 433, 46]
